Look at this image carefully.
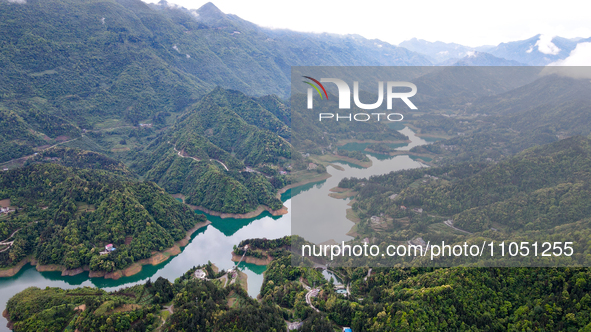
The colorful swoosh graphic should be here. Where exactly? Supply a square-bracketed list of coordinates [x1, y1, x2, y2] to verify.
[303, 76, 328, 100]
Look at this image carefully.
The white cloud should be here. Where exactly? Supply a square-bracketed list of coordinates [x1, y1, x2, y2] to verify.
[465, 51, 476, 57]
[141, 0, 591, 48]
[549, 42, 591, 66]
[526, 45, 534, 53]
[543, 42, 591, 79]
[535, 35, 561, 55]
[6, 0, 26, 3]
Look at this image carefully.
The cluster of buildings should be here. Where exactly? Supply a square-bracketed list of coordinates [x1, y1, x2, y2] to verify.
[440, 144, 457, 151]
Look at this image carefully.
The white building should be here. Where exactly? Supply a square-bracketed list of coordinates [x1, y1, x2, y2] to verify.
[194, 269, 206, 279]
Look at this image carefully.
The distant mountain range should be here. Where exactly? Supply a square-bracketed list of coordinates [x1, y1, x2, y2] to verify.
[399, 38, 493, 63]
[440, 52, 525, 66]
[400, 35, 591, 66]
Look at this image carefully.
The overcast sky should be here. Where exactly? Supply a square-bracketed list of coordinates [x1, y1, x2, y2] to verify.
[142, 0, 591, 47]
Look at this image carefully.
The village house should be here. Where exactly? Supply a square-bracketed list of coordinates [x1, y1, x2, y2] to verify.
[100, 244, 116, 255]
[287, 321, 303, 331]
[194, 269, 206, 279]
[307, 163, 317, 170]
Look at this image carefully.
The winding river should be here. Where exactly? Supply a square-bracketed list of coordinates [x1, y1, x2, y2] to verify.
[0, 127, 429, 331]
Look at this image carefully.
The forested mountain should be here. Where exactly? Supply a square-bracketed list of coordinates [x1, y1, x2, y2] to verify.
[343, 136, 591, 234]
[409, 73, 591, 165]
[322, 266, 591, 331]
[0, 0, 430, 163]
[3, 0, 591, 330]
[5, 259, 303, 332]
[131, 87, 291, 214]
[0, 162, 205, 272]
[408, 66, 541, 111]
[8, 247, 591, 331]
[24, 147, 132, 175]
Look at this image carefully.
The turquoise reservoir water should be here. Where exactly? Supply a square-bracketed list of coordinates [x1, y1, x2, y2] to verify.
[0, 127, 429, 331]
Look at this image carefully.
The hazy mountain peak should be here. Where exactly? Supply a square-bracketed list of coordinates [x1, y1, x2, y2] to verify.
[192, 1, 227, 24]
[486, 34, 591, 65]
[399, 38, 477, 63]
[197, 2, 223, 15]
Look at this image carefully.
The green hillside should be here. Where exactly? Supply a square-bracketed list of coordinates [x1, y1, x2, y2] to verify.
[7, 246, 591, 331]
[0, 162, 205, 272]
[5, 263, 292, 332]
[324, 266, 591, 331]
[131, 88, 291, 214]
[341, 136, 591, 247]
[409, 74, 591, 165]
[0, 0, 430, 163]
[24, 147, 132, 175]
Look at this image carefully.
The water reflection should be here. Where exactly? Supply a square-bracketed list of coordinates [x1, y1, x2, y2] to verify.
[291, 154, 426, 244]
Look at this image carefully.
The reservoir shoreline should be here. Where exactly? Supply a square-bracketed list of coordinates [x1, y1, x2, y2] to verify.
[0, 220, 211, 279]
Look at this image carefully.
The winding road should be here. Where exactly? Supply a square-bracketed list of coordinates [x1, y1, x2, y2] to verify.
[443, 219, 472, 234]
[305, 288, 320, 312]
[0, 228, 21, 253]
[171, 143, 229, 171]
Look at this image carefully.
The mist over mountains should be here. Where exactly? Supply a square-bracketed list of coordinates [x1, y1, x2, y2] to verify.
[400, 35, 591, 66]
